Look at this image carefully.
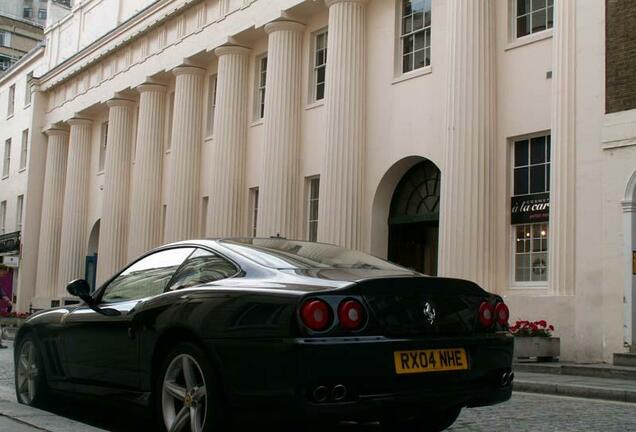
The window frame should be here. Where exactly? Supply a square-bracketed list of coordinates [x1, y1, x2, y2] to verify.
[511, 0, 554, 41]
[253, 54, 267, 122]
[98, 121, 108, 173]
[165, 91, 175, 152]
[16, 195, 23, 231]
[0, 200, 6, 234]
[509, 131, 552, 289]
[23, 7, 33, 19]
[205, 74, 217, 137]
[38, 9, 47, 20]
[19, 129, 28, 171]
[3, 138, 11, 179]
[249, 187, 259, 237]
[24, 71, 33, 107]
[306, 176, 320, 242]
[0, 32, 10, 48]
[7, 84, 15, 118]
[310, 28, 328, 104]
[397, 0, 433, 76]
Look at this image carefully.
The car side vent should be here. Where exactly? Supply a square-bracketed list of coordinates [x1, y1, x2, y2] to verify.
[44, 339, 66, 378]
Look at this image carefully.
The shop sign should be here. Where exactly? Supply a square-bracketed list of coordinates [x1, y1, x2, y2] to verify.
[2, 256, 19, 268]
[511, 193, 550, 225]
[0, 231, 20, 254]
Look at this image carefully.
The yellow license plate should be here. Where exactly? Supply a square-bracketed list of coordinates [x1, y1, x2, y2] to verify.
[394, 348, 469, 374]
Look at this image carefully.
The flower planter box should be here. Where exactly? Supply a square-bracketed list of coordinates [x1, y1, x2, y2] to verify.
[514, 337, 560, 361]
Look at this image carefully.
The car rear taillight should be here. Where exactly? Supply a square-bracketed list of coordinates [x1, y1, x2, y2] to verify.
[338, 299, 366, 331]
[495, 302, 510, 327]
[479, 301, 495, 328]
[300, 299, 332, 332]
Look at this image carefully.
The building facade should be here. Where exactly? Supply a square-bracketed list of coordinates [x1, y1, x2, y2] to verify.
[7, 0, 635, 363]
[0, 13, 43, 73]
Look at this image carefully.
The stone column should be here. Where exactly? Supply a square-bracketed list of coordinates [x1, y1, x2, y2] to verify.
[257, 20, 304, 238]
[207, 46, 250, 237]
[57, 118, 92, 296]
[96, 97, 135, 285]
[438, 0, 496, 290]
[128, 83, 166, 258]
[548, 0, 576, 296]
[34, 128, 68, 303]
[317, 0, 368, 250]
[165, 67, 205, 243]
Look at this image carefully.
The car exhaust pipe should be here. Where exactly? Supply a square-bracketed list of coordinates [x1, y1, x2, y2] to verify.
[508, 372, 515, 385]
[332, 384, 347, 401]
[501, 372, 510, 387]
[313, 386, 328, 403]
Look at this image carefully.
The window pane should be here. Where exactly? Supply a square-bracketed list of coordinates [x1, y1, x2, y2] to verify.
[546, 164, 551, 191]
[547, 6, 554, 28]
[532, 9, 547, 33]
[530, 165, 546, 193]
[403, 16, 413, 34]
[316, 83, 325, 101]
[414, 31, 425, 50]
[425, 9, 431, 27]
[514, 140, 528, 167]
[517, 15, 530, 38]
[532, 0, 546, 11]
[546, 135, 551, 162]
[514, 167, 529, 195]
[517, 0, 531, 15]
[402, 0, 412, 16]
[411, 0, 425, 13]
[404, 35, 414, 53]
[317, 66, 325, 84]
[403, 53, 413, 73]
[530, 136, 546, 164]
[413, 11, 424, 31]
[102, 248, 195, 302]
[531, 252, 548, 281]
[168, 248, 237, 290]
[414, 50, 426, 70]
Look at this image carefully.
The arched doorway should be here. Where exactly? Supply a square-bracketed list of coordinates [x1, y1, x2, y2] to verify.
[388, 160, 441, 275]
[86, 220, 100, 292]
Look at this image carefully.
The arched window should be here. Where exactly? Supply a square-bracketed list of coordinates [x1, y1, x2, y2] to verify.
[389, 160, 440, 225]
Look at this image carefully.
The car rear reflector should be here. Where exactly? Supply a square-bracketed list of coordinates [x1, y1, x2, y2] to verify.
[338, 299, 366, 331]
[495, 302, 510, 327]
[479, 302, 495, 328]
[300, 299, 332, 332]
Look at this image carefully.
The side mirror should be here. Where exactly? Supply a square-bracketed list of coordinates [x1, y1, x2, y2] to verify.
[67, 279, 92, 304]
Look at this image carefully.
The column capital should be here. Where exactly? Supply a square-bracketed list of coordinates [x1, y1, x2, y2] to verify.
[172, 66, 206, 77]
[67, 117, 93, 126]
[324, 0, 369, 8]
[214, 44, 251, 57]
[264, 20, 305, 34]
[136, 82, 168, 93]
[106, 97, 136, 108]
[44, 127, 69, 137]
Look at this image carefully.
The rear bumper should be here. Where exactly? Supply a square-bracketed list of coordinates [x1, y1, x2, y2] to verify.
[219, 333, 514, 422]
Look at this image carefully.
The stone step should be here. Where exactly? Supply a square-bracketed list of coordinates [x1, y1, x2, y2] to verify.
[614, 353, 636, 368]
[514, 361, 636, 381]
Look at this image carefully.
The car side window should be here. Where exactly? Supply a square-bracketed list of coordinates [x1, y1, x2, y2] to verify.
[101, 248, 195, 303]
[167, 248, 238, 291]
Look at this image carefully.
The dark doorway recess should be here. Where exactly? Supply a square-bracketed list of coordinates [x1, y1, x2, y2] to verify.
[388, 160, 440, 275]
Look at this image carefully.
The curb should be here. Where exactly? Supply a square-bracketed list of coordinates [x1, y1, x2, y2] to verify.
[514, 380, 636, 403]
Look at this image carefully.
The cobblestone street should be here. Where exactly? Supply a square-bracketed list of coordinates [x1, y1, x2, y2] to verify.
[1, 341, 636, 431]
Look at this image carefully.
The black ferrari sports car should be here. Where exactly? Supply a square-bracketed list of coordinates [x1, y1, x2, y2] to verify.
[14, 238, 513, 431]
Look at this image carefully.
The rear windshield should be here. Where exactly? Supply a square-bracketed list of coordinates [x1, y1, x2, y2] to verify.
[219, 238, 406, 271]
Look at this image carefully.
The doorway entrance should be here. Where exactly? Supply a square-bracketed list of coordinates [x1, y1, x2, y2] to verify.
[387, 160, 441, 275]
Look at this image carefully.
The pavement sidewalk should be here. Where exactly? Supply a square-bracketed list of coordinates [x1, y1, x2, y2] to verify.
[513, 370, 636, 403]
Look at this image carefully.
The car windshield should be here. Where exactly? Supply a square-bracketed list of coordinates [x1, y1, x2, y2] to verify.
[219, 238, 407, 271]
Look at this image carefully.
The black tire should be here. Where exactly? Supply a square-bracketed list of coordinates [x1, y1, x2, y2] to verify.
[155, 341, 227, 432]
[381, 407, 462, 432]
[14, 335, 49, 408]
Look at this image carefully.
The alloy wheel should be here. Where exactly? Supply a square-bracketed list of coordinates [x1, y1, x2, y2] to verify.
[162, 354, 208, 432]
[16, 340, 39, 404]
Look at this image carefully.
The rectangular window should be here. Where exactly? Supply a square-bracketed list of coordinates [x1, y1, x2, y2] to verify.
[7, 84, 15, 117]
[24, 71, 33, 106]
[23, 7, 33, 18]
[515, 0, 554, 39]
[313, 30, 328, 102]
[400, 0, 432, 73]
[255, 55, 267, 120]
[512, 133, 551, 284]
[38, 9, 47, 20]
[3, 138, 10, 178]
[249, 187, 259, 237]
[0, 32, 10, 48]
[166, 92, 175, 151]
[0, 201, 6, 234]
[307, 177, 320, 242]
[206, 75, 217, 137]
[0, 56, 10, 71]
[98, 121, 108, 172]
[19, 129, 28, 170]
[16, 195, 24, 231]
